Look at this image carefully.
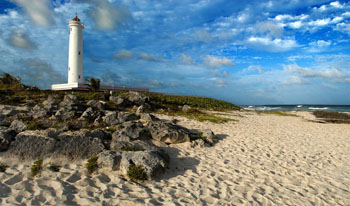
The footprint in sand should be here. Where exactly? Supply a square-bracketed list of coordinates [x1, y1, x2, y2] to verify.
[4, 174, 23, 185]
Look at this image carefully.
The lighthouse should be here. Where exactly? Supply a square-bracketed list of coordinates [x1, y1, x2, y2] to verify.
[68, 15, 84, 84]
[52, 15, 88, 90]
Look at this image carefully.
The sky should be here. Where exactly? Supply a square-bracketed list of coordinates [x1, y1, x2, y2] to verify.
[0, 0, 350, 105]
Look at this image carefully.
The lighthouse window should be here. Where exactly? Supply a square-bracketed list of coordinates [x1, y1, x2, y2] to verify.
[68, 67, 70, 71]
[79, 51, 80, 55]
[79, 75, 80, 79]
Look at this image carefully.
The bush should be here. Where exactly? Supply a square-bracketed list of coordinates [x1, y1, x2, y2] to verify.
[89, 78, 101, 91]
[31, 159, 43, 177]
[86, 155, 98, 175]
[0, 162, 8, 172]
[121, 146, 144, 152]
[127, 165, 148, 181]
[48, 164, 61, 172]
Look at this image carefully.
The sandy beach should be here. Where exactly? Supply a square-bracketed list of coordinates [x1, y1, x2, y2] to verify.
[1, 111, 350, 205]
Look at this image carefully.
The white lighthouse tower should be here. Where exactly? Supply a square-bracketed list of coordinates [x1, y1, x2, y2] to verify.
[68, 15, 84, 84]
[52, 15, 88, 90]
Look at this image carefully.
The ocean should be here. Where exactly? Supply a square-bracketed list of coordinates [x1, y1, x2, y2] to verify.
[241, 105, 350, 113]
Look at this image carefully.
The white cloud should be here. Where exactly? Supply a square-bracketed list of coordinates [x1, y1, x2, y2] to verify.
[283, 64, 347, 80]
[289, 21, 302, 29]
[180, 54, 195, 65]
[194, 29, 212, 43]
[11, 0, 54, 27]
[139, 52, 159, 62]
[322, 82, 338, 89]
[330, 1, 343, 9]
[331, 16, 343, 23]
[257, 22, 283, 38]
[89, 0, 131, 30]
[308, 18, 330, 27]
[307, 40, 332, 52]
[243, 65, 264, 74]
[281, 76, 306, 85]
[202, 55, 234, 69]
[114, 49, 133, 59]
[8, 30, 36, 50]
[247, 37, 298, 52]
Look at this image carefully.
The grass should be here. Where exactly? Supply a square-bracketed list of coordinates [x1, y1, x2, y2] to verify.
[86, 155, 98, 175]
[313, 111, 350, 123]
[48, 164, 61, 172]
[145, 93, 241, 111]
[31, 159, 43, 177]
[121, 146, 144, 152]
[0, 162, 8, 172]
[164, 109, 237, 124]
[127, 165, 148, 181]
[256, 111, 297, 117]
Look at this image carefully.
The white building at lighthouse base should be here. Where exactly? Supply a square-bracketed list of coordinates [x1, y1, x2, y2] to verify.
[51, 82, 89, 91]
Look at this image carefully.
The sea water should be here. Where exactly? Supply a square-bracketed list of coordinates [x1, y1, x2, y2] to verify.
[241, 105, 350, 113]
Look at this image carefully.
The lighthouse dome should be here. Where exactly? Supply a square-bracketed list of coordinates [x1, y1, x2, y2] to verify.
[72, 16, 80, 21]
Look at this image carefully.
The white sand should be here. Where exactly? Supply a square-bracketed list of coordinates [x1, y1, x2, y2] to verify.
[1, 111, 350, 205]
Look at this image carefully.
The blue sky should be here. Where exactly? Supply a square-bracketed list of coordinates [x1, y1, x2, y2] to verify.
[0, 0, 350, 105]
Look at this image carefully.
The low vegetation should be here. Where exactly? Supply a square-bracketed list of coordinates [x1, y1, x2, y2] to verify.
[165, 109, 237, 124]
[121, 146, 144, 152]
[256, 111, 297, 117]
[146, 93, 240, 111]
[31, 159, 43, 177]
[313, 111, 350, 123]
[86, 155, 98, 175]
[48, 164, 61, 172]
[0, 162, 8, 172]
[127, 165, 148, 181]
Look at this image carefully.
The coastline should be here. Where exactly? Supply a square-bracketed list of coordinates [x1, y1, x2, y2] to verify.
[1, 110, 349, 205]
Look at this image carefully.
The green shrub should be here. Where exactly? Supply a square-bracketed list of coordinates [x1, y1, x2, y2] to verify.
[127, 165, 148, 181]
[0, 162, 8, 172]
[27, 122, 44, 130]
[86, 155, 98, 175]
[121, 146, 144, 152]
[31, 159, 43, 177]
[48, 164, 61, 172]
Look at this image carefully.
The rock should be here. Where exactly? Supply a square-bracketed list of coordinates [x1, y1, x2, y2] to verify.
[54, 134, 105, 159]
[0, 130, 14, 151]
[110, 140, 158, 151]
[140, 113, 159, 121]
[87, 100, 106, 111]
[97, 151, 122, 170]
[182, 105, 191, 113]
[42, 95, 58, 112]
[136, 105, 144, 116]
[118, 112, 139, 123]
[147, 121, 191, 144]
[109, 96, 126, 106]
[201, 129, 217, 145]
[112, 121, 151, 142]
[9, 120, 27, 133]
[31, 105, 49, 119]
[6, 130, 56, 159]
[93, 115, 104, 127]
[191, 139, 206, 148]
[102, 112, 119, 126]
[54, 108, 76, 121]
[0, 105, 18, 116]
[7, 130, 105, 160]
[80, 107, 101, 122]
[123, 92, 149, 106]
[120, 150, 169, 180]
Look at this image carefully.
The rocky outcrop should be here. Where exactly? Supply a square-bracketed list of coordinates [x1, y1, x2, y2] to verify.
[97, 151, 122, 170]
[9, 120, 27, 133]
[201, 129, 218, 145]
[120, 150, 169, 180]
[112, 121, 151, 142]
[147, 121, 191, 144]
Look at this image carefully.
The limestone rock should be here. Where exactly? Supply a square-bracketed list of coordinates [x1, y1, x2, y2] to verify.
[147, 121, 191, 144]
[110, 140, 158, 151]
[112, 121, 151, 142]
[9, 120, 27, 133]
[118, 112, 139, 123]
[191, 139, 206, 148]
[42, 95, 58, 112]
[97, 151, 122, 170]
[182, 105, 191, 113]
[103, 112, 119, 126]
[120, 150, 169, 180]
[201, 129, 217, 145]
